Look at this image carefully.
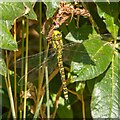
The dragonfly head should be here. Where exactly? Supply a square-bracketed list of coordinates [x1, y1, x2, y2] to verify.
[52, 30, 62, 41]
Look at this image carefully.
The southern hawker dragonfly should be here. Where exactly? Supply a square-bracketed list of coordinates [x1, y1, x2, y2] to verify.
[15, 31, 113, 101]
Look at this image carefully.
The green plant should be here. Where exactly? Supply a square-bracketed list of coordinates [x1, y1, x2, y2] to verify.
[0, 1, 120, 119]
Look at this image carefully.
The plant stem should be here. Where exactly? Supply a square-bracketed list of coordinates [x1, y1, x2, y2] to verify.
[45, 65, 50, 119]
[5, 51, 16, 118]
[20, 18, 25, 119]
[35, 1, 43, 112]
[13, 19, 17, 117]
[23, 18, 29, 118]
[33, 95, 44, 119]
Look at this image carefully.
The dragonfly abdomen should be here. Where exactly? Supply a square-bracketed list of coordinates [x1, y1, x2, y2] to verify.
[57, 49, 68, 101]
[52, 30, 69, 101]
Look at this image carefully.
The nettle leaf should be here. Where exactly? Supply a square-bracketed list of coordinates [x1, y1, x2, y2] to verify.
[0, 2, 37, 51]
[0, 21, 18, 50]
[91, 53, 120, 118]
[68, 37, 113, 82]
[0, 2, 25, 20]
[0, 2, 37, 20]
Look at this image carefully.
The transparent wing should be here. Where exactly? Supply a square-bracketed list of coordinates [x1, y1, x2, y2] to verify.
[15, 47, 58, 85]
[15, 42, 83, 85]
[15, 39, 113, 85]
[15, 42, 81, 84]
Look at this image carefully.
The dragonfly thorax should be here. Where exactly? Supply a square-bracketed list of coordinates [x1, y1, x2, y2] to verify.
[52, 30, 63, 49]
[52, 30, 62, 41]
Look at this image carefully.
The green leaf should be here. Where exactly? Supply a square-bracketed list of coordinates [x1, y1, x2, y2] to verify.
[76, 82, 85, 96]
[0, 2, 37, 20]
[0, 2, 25, 20]
[0, 21, 18, 50]
[66, 20, 92, 41]
[50, 95, 73, 119]
[0, 2, 37, 51]
[69, 38, 113, 82]
[1, 87, 10, 108]
[0, 55, 6, 76]
[23, 2, 37, 20]
[96, 2, 119, 39]
[65, 32, 83, 43]
[57, 97, 73, 120]
[57, 104, 73, 119]
[91, 53, 120, 118]
[44, 1, 59, 19]
[1, 20, 13, 30]
[95, 2, 119, 19]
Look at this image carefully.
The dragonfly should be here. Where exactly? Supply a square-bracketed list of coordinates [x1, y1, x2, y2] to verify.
[15, 30, 113, 101]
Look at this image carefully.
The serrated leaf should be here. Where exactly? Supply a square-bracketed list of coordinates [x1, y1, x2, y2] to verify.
[2, 20, 13, 30]
[0, 21, 18, 50]
[69, 38, 113, 82]
[0, 2, 37, 51]
[0, 2, 37, 20]
[0, 2, 25, 20]
[91, 53, 120, 118]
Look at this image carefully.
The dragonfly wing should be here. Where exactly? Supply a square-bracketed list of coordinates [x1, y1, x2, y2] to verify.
[63, 42, 94, 65]
[15, 49, 58, 85]
[16, 49, 54, 69]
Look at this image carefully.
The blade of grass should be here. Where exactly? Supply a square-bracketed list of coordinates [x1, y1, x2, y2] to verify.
[38, 2, 42, 86]
[35, 44, 49, 116]
[13, 19, 17, 117]
[35, 3, 50, 116]
[35, 2, 44, 111]
[33, 94, 44, 119]
[5, 51, 16, 118]
[81, 95, 85, 119]
[45, 65, 50, 119]
[19, 18, 25, 118]
[23, 18, 29, 118]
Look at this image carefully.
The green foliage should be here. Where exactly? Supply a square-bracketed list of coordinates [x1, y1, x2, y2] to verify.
[0, 2, 37, 50]
[44, 1, 59, 19]
[96, 2, 119, 39]
[1, 1, 120, 119]
[69, 38, 113, 82]
[91, 53, 119, 118]
[0, 56, 7, 76]
[0, 20, 18, 50]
